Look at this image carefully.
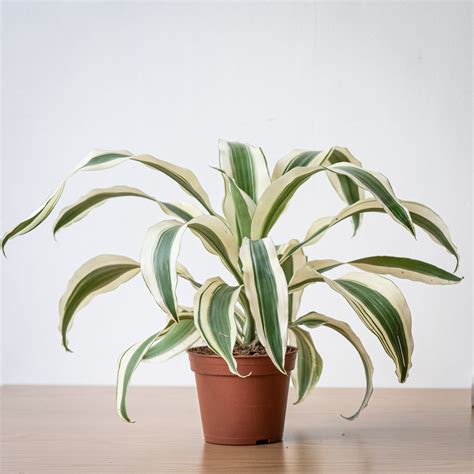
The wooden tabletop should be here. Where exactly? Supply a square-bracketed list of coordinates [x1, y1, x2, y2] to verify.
[1, 386, 472, 473]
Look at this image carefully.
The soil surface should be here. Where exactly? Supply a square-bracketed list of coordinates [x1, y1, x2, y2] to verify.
[189, 344, 295, 357]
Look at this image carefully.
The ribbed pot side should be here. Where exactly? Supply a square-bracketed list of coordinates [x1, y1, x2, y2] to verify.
[188, 347, 297, 446]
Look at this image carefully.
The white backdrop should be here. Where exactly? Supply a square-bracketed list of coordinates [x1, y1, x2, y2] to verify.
[1, 2, 472, 389]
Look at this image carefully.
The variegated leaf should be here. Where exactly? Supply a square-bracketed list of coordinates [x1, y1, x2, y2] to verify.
[293, 311, 374, 419]
[325, 271, 413, 383]
[1, 149, 213, 254]
[219, 139, 270, 202]
[194, 277, 243, 376]
[252, 162, 413, 240]
[2, 181, 66, 255]
[272, 147, 365, 233]
[130, 153, 214, 214]
[284, 198, 460, 273]
[53, 186, 155, 236]
[176, 262, 202, 289]
[240, 238, 288, 372]
[279, 239, 307, 321]
[59, 254, 140, 351]
[117, 315, 199, 422]
[157, 201, 204, 222]
[187, 215, 241, 281]
[289, 326, 323, 404]
[141, 220, 186, 321]
[342, 256, 461, 285]
[326, 163, 415, 236]
[215, 168, 255, 245]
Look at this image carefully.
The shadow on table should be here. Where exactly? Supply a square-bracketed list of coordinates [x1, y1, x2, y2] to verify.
[197, 434, 373, 473]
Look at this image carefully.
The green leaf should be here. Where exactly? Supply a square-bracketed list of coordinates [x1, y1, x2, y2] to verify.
[53, 186, 154, 236]
[278, 240, 307, 322]
[325, 271, 413, 383]
[53, 185, 204, 237]
[293, 311, 374, 420]
[158, 201, 203, 222]
[194, 277, 244, 376]
[141, 220, 186, 321]
[326, 163, 415, 236]
[1, 149, 214, 254]
[130, 153, 214, 214]
[187, 215, 241, 281]
[117, 315, 199, 422]
[215, 168, 255, 245]
[219, 139, 270, 202]
[289, 326, 323, 404]
[252, 161, 412, 240]
[59, 254, 140, 351]
[283, 198, 460, 273]
[251, 166, 325, 239]
[2, 182, 66, 255]
[176, 262, 202, 289]
[240, 237, 288, 373]
[346, 256, 462, 285]
[292, 256, 462, 286]
[272, 147, 365, 233]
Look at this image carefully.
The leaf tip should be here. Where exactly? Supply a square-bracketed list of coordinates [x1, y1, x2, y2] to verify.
[1, 236, 9, 257]
[340, 413, 357, 421]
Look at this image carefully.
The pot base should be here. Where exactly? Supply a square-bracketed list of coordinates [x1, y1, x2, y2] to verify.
[204, 435, 283, 446]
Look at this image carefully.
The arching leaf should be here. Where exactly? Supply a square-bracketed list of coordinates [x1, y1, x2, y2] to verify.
[59, 254, 140, 351]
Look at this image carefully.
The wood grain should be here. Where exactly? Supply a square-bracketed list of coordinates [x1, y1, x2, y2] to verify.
[1, 386, 472, 473]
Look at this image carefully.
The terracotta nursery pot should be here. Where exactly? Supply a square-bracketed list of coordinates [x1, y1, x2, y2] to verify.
[188, 347, 297, 446]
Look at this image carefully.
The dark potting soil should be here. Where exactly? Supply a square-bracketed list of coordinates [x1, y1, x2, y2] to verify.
[189, 344, 295, 357]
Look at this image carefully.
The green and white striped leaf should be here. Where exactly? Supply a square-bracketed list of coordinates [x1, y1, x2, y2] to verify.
[59, 254, 140, 351]
[117, 315, 199, 422]
[288, 265, 325, 293]
[252, 161, 413, 239]
[143, 316, 199, 360]
[194, 277, 243, 376]
[130, 153, 214, 214]
[324, 148, 365, 234]
[176, 262, 202, 289]
[216, 168, 256, 245]
[1, 181, 66, 255]
[284, 198, 459, 273]
[289, 326, 323, 404]
[272, 147, 365, 233]
[158, 201, 203, 222]
[279, 240, 307, 321]
[292, 311, 374, 419]
[325, 271, 413, 383]
[341, 256, 461, 285]
[141, 220, 186, 321]
[55, 196, 202, 230]
[187, 215, 241, 281]
[76, 149, 132, 171]
[53, 186, 156, 236]
[240, 238, 289, 373]
[326, 163, 415, 236]
[252, 166, 325, 238]
[219, 139, 271, 202]
[234, 305, 246, 343]
[291, 256, 461, 286]
[1, 149, 213, 254]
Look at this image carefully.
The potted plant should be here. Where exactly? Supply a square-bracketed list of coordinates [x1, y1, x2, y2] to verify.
[2, 141, 462, 445]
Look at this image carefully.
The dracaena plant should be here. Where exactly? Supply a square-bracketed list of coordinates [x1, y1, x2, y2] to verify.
[2, 141, 462, 422]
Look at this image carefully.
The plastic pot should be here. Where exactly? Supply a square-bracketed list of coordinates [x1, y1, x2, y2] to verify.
[188, 347, 297, 446]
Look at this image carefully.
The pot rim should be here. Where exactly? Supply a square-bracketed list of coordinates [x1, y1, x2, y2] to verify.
[187, 345, 298, 359]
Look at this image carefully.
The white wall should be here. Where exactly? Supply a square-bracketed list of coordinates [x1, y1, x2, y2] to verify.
[1, 2, 471, 388]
